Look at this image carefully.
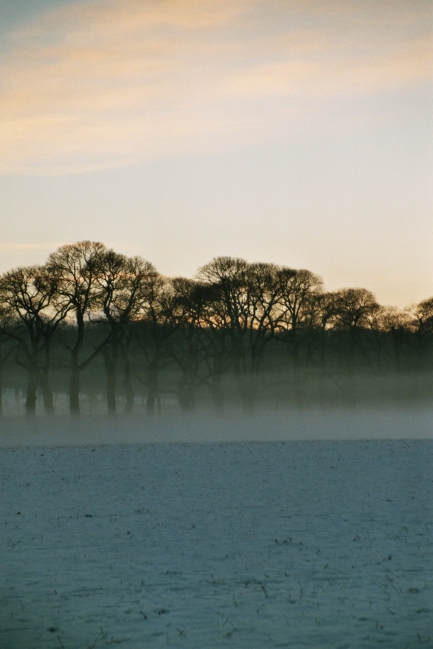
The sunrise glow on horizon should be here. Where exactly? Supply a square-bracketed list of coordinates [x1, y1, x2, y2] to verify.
[0, 0, 432, 307]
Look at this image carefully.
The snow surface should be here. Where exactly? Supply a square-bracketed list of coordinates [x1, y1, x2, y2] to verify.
[1, 437, 432, 648]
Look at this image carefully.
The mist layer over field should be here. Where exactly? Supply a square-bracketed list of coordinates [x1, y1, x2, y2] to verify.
[0, 405, 432, 448]
[1, 437, 432, 648]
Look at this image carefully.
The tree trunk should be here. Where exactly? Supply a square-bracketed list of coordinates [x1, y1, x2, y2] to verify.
[391, 329, 401, 373]
[69, 357, 81, 416]
[236, 372, 257, 413]
[317, 330, 327, 404]
[178, 373, 196, 412]
[39, 343, 54, 415]
[210, 375, 225, 414]
[39, 370, 54, 416]
[291, 341, 303, 407]
[103, 347, 117, 416]
[121, 345, 134, 414]
[146, 365, 158, 415]
[292, 333, 300, 372]
[347, 328, 358, 373]
[292, 367, 303, 408]
[25, 366, 39, 416]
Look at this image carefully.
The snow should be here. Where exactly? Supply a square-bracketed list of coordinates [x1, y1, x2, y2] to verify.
[1, 424, 432, 647]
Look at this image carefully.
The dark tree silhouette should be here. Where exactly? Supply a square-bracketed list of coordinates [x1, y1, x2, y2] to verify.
[380, 307, 411, 373]
[273, 268, 323, 402]
[410, 297, 433, 371]
[197, 257, 281, 411]
[169, 277, 205, 411]
[94, 249, 157, 415]
[175, 279, 232, 413]
[135, 275, 176, 415]
[0, 265, 68, 415]
[0, 242, 430, 416]
[332, 288, 379, 372]
[309, 291, 337, 373]
[47, 241, 108, 415]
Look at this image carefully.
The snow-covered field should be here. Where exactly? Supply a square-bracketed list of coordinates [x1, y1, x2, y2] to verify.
[1, 420, 432, 648]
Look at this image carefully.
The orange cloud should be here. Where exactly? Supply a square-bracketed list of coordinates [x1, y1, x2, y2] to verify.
[0, 0, 431, 174]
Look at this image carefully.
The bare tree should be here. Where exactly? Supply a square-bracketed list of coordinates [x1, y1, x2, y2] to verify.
[365, 305, 390, 373]
[135, 275, 176, 415]
[380, 307, 411, 373]
[169, 277, 231, 413]
[332, 288, 379, 372]
[0, 265, 69, 415]
[274, 268, 323, 367]
[94, 250, 157, 415]
[309, 291, 338, 373]
[409, 297, 433, 371]
[0, 304, 17, 416]
[272, 268, 323, 403]
[197, 257, 280, 411]
[189, 280, 232, 413]
[47, 241, 108, 415]
[168, 277, 206, 411]
[0, 342, 11, 416]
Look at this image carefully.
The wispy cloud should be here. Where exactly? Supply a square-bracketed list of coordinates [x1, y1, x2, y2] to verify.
[0, 0, 431, 174]
[0, 243, 64, 252]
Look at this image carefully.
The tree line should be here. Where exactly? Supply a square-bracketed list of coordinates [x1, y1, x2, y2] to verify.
[0, 241, 431, 416]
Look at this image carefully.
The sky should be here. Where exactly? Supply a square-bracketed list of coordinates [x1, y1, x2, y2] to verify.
[0, 0, 432, 307]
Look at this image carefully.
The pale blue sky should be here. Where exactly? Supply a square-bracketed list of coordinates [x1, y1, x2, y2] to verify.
[0, 0, 432, 307]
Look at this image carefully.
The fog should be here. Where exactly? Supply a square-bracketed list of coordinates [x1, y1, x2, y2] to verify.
[0, 405, 431, 448]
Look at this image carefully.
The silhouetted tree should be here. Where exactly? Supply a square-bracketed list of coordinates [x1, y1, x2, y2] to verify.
[197, 257, 280, 410]
[94, 250, 157, 415]
[273, 268, 323, 402]
[409, 297, 433, 371]
[332, 288, 379, 372]
[0, 241, 430, 416]
[0, 316, 15, 416]
[167, 277, 232, 413]
[365, 305, 390, 373]
[169, 277, 205, 411]
[195, 282, 231, 413]
[380, 307, 411, 373]
[135, 275, 176, 415]
[0, 265, 68, 415]
[47, 241, 108, 415]
[309, 291, 337, 373]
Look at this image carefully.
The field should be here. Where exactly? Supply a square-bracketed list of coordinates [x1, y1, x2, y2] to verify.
[1, 413, 432, 648]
